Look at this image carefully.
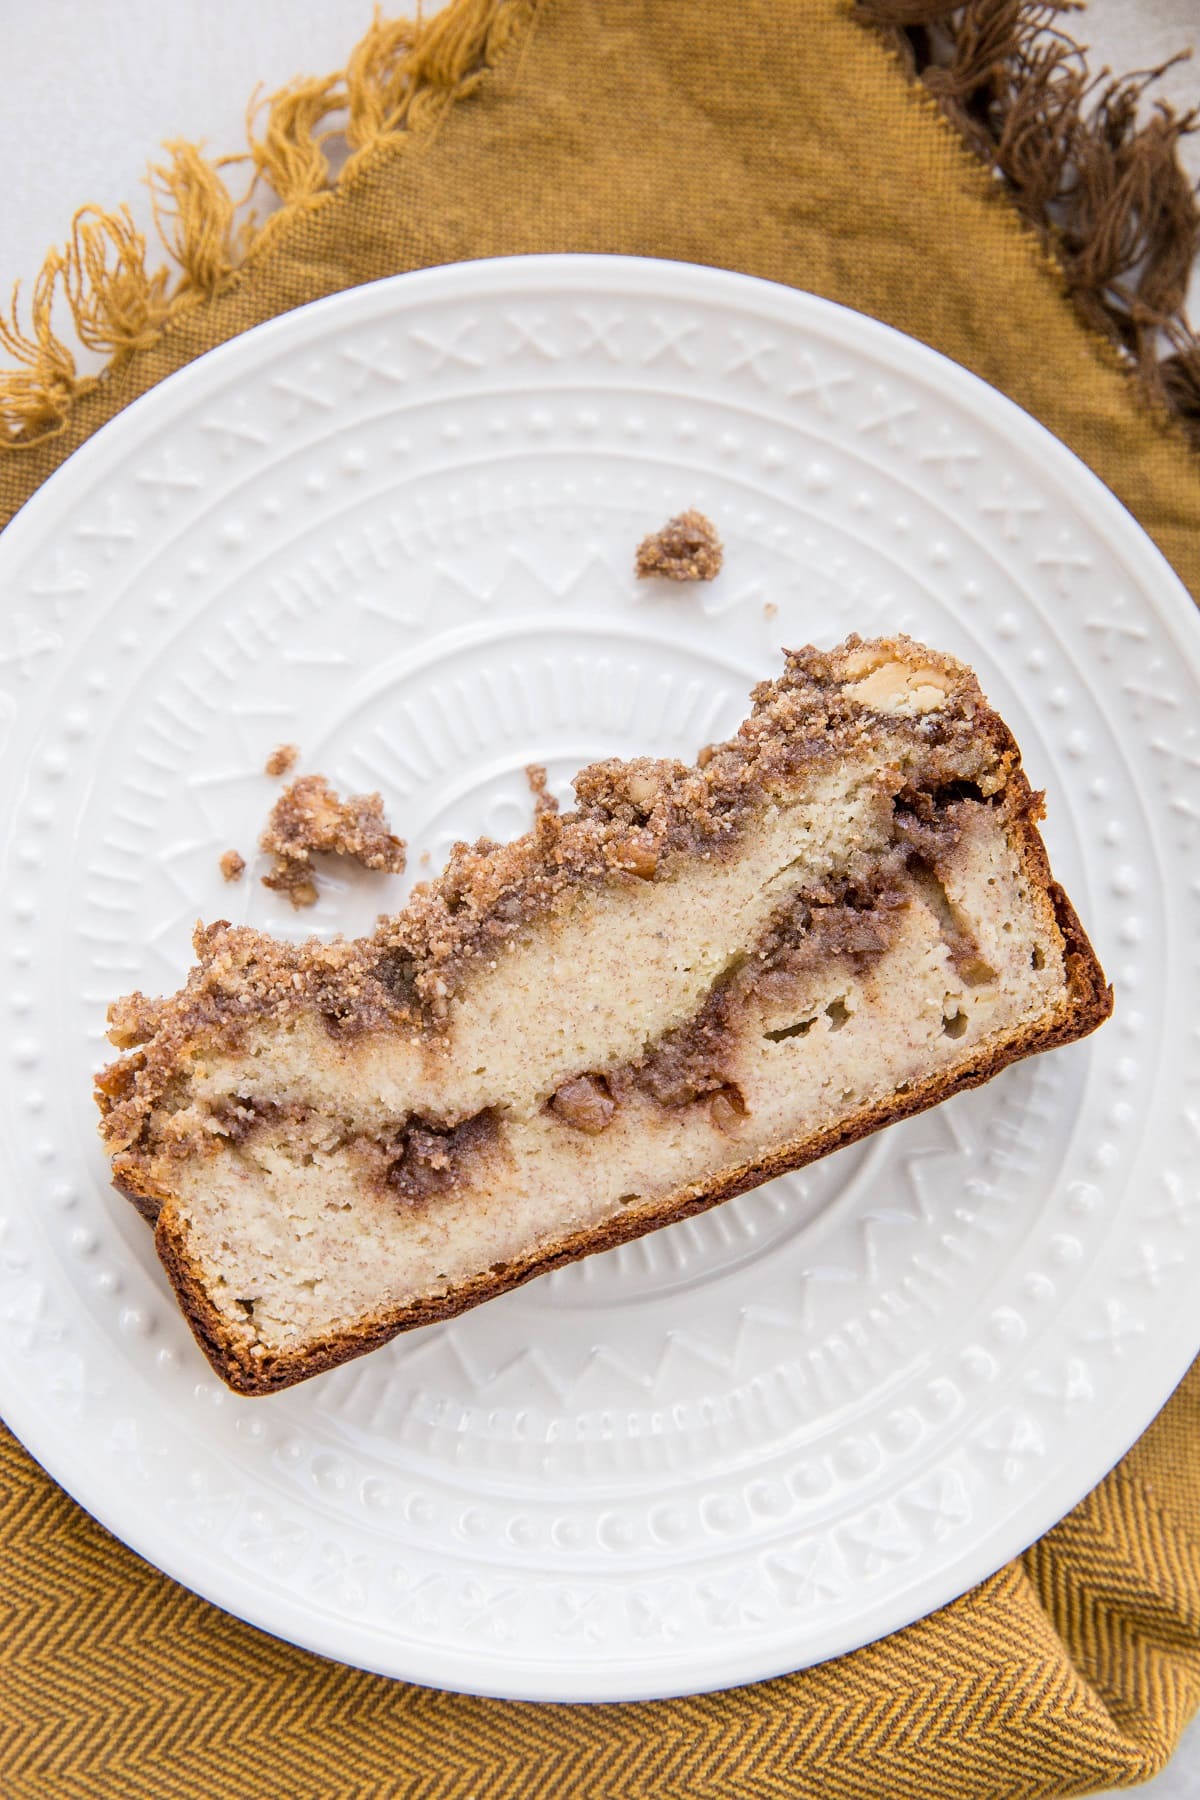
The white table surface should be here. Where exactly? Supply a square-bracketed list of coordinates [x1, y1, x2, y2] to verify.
[2, 4, 1198, 1793]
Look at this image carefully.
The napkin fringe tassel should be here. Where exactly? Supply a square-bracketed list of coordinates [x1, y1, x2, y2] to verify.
[0, 0, 532, 452]
[857, 0, 1200, 448]
[4, 0, 1197, 454]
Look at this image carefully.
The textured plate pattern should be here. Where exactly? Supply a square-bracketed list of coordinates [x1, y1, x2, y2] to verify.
[0, 257, 1197, 1701]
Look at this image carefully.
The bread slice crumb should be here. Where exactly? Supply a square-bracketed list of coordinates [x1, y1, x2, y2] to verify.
[260, 774, 406, 909]
[219, 849, 246, 883]
[265, 743, 299, 779]
[635, 510, 723, 582]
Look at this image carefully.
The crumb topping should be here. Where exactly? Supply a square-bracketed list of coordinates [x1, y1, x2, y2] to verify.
[265, 743, 299, 778]
[260, 774, 406, 909]
[635, 510, 724, 582]
[97, 638, 1013, 1156]
[219, 850, 246, 883]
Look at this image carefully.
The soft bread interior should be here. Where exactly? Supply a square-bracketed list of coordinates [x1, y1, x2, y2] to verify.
[157, 784, 1062, 1366]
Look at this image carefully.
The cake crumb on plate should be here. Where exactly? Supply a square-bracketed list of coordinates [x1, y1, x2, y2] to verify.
[635, 510, 723, 582]
[260, 774, 406, 909]
[265, 743, 299, 778]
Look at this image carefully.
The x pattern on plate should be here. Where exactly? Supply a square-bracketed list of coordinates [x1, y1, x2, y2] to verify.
[0, 259, 1195, 1698]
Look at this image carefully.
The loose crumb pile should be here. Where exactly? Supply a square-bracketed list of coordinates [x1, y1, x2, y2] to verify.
[264, 743, 299, 778]
[635, 510, 723, 582]
[525, 763, 559, 819]
[260, 774, 407, 909]
[219, 849, 246, 883]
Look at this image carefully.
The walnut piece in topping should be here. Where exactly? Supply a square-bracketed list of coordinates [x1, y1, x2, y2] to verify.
[219, 849, 246, 883]
[610, 836, 658, 880]
[525, 764, 559, 819]
[260, 774, 406, 910]
[840, 651, 954, 716]
[550, 1074, 617, 1134]
[265, 743, 300, 778]
[105, 990, 163, 1051]
[635, 509, 723, 583]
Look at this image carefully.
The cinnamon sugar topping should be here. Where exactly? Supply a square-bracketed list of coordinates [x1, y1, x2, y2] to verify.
[97, 639, 1004, 1156]
[260, 774, 406, 909]
[265, 743, 299, 778]
[525, 764, 559, 819]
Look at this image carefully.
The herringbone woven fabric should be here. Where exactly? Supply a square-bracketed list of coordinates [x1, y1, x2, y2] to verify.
[1, 3, 1198, 1796]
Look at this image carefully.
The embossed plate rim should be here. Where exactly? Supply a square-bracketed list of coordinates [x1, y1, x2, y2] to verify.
[0, 256, 1197, 1701]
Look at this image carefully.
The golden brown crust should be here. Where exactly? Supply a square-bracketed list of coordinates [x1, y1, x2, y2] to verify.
[218, 849, 246, 883]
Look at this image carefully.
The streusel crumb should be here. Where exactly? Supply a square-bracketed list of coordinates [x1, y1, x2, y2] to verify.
[635, 510, 723, 582]
[261, 775, 406, 909]
[526, 764, 559, 819]
[265, 743, 300, 779]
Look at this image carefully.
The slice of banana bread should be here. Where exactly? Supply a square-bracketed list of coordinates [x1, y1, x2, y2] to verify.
[96, 636, 1110, 1395]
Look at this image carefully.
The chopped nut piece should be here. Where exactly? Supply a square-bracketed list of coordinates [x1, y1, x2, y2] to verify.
[612, 837, 658, 879]
[623, 770, 659, 813]
[104, 990, 163, 1051]
[265, 743, 300, 779]
[219, 849, 246, 883]
[550, 1074, 617, 1134]
[635, 509, 723, 582]
[261, 774, 406, 910]
[709, 1087, 748, 1134]
[525, 764, 559, 819]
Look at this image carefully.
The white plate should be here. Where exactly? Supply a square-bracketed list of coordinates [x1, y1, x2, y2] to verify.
[0, 256, 1197, 1702]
